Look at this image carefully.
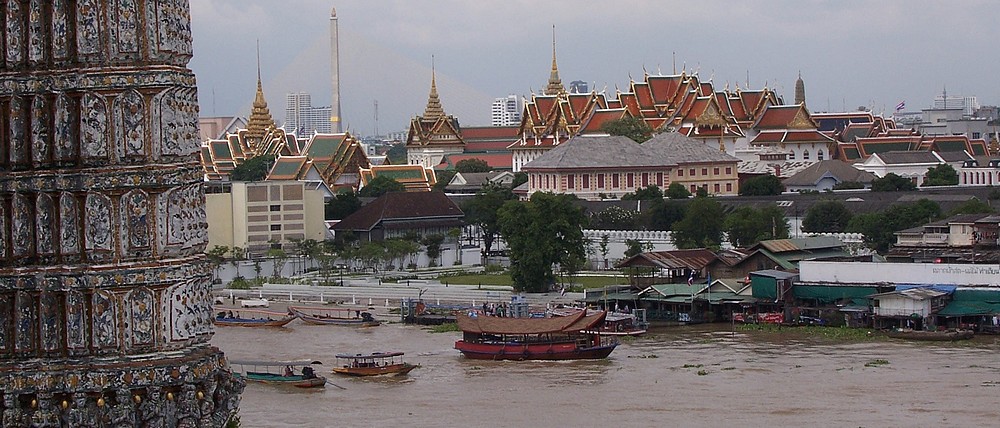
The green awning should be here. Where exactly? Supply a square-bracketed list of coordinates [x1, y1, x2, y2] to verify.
[938, 301, 1000, 316]
[793, 286, 878, 305]
[579, 292, 640, 303]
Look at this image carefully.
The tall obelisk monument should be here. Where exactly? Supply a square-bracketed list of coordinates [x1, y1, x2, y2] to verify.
[330, 6, 343, 133]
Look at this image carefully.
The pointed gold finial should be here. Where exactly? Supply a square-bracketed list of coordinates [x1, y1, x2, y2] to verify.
[544, 25, 565, 96]
[423, 55, 446, 119]
[246, 39, 275, 143]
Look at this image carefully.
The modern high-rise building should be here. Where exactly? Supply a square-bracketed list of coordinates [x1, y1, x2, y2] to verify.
[569, 80, 588, 94]
[491, 95, 521, 127]
[285, 92, 333, 135]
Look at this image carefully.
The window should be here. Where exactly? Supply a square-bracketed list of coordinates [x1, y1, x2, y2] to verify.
[627, 173, 634, 188]
[689, 184, 696, 192]
[803, 150, 810, 160]
[713, 167, 720, 175]
[678, 169, 684, 177]
[656, 172, 663, 186]
[817, 150, 825, 161]
[583, 174, 590, 189]
[641, 173, 649, 187]
[269, 205, 281, 212]
[270, 224, 281, 231]
[612, 174, 620, 188]
[597, 174, 605, 189]
[725, 167, 732, 175]
[726, 183, 732, 192]
[701, 168, 708, 176]
[973, 132, 981, 139]
[689, 168, 696, 176]
[714, 183, 720, 193]
[567, 174, 575, 189]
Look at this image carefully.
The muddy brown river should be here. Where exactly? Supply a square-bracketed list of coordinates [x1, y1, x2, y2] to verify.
[212, 322, 1000, 428]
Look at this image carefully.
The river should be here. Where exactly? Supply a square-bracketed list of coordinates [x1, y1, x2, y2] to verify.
[212, 321, 1000, 428]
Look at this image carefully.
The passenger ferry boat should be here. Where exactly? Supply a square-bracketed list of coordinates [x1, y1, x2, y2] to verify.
[454, 310, 618, 361]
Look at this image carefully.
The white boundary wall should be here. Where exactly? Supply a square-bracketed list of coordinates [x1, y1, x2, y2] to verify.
[799, 261, 1000, 287]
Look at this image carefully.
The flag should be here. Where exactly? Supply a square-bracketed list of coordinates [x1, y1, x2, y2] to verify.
[895, 101, 905, 111]
[687, 272, 694, 286]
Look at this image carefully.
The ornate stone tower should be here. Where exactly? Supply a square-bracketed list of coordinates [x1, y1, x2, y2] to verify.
[0, 1, 242, 427]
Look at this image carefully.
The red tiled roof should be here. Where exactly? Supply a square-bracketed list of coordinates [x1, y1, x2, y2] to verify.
[580, 108, 627, 133]
[461, 126, 519, 140]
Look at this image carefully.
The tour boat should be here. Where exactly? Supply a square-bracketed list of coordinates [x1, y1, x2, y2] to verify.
[454, 310, 618, 361]
[287, 305, 380, 327]
[231, 360, 327, 388]
[331, 352, 419, 377]
[214, 308, 297, 327]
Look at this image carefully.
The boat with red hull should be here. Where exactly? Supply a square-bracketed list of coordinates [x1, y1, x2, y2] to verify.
[454, 310, 618, 361]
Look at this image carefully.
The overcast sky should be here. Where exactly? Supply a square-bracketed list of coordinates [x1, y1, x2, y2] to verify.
[189, 0, 1000, 137]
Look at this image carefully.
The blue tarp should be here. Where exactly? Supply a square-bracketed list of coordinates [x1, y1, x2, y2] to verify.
[895, 284, 958, 294]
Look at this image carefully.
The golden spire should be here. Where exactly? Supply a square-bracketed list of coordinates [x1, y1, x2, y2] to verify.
[246, 40, 275, 142]
[544, 25, 565, 96]
[422, 55, 446, 119]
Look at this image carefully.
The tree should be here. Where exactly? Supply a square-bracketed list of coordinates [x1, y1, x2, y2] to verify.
[724, 205, 789, 247]
[421, 234, 445, 267]
[948, 198, 994, 216]
[600, 116, 653, 143]
[325, 190, 362, 220]
[358, 176, 405, 197]
[447, 228, 463, 265]
[454, 158, 491, 173]
[671, 196, 725, 249]
[228, 246, 245, 278]
[923, 164, 959, 187]
[598, 234, 610, 270]
[498, 192, 587, 292]
[511, 172, 528, 189]
[739, 175, 784, 196]
[230, 155, 275, 182]
[590, 206, 638, 230]
[642, 199, 687, 231]
[433, 170, 456, 192]
[623, 239, 651, 258]
[802, 200, 853, 233]
[266, 247, 288, 279]
[870, 173, 916, 192]
[385, 143, 407, 165]
[622, 185, 663, 200]
[847, 199, 941, 253]
[206, 245, 229, 282]
[665, 182, 691, 199]
[461, 182, 517, 256]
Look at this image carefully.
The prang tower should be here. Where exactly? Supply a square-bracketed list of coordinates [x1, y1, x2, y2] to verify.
[0, 1, 242, 426]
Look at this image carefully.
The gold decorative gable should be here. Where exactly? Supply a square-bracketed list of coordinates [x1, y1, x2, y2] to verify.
[696, 102, 727, 127]
[788, 107, 815, 130]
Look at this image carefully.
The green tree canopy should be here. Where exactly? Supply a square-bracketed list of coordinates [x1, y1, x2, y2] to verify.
[600, 116, 653, 143]
[230, 154, 275, 182]
[622, 185, 663, 200]
[846, 199, 941, 253]
[589, 206, 638, 230]
[385, 143, 407, 165]
[433, 170, 456, 192]
[948, 197, 994, 216]
[454, 158, 491, 173]
[325, 190, 362, 220]
[665, 182, 691, 199]
[511, 172, 528, 189]
[870, 173, 917, 192]
[421, 234, 445, 267]
[498, 192, 587, 292]
[802, 200, 853, 233]
[724, 205, 790, 247]
[671, 196, 725, 249]
[461, 182, 517, 254]
[623, 239, 652, 259]
[358, 176, 405, 197]
[922, 164, 959, 187]
[739, 174, 784, 196]
[641, 199, 687, 231]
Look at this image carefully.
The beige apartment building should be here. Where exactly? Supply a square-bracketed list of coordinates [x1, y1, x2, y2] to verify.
[206, 180, 327, 256]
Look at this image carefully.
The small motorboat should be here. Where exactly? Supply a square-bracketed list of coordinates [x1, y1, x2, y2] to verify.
[230, 360, 327, 388]
[288, 306, 380, 327]
[214, 309, 297, 327]
[332, 352, 418, 377]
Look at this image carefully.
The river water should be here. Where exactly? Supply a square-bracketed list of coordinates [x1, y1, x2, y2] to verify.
[212, 321, 1000, 428]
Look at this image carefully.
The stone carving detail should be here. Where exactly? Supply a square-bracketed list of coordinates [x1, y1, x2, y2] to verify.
[168, 279, 212, 341]
[60, 193, 80, 256]
[40, 291, 63, 352]
[11, 193, 32, 259]
[77, 0, 102, 56]
[115, 89, 147, 160]
[14, 291, 36, 353]
[35, 193, 55, 256]
[54, 94, 77, 164]
[92, 290, 118, 349]
[125, 287, 155, 348]
[150, 0, 194, 57]
[0, 293, 10, 352]
[81, 93, 109, 162]
[0, 204, 6, 261]
[6, 0, 24, 66]
[28, 0, 45, 64]
[111, 0, 140, 56]
[66, 290, 87, 350]
[121, 190, 151, 255]
[9, 95, 27, 166]
[31, 94, 50, 166]
[51, 0, 71, 61]
[152, 87, 199, 158]
[158, 184, 207, 252]
[84, 193, 113, 253]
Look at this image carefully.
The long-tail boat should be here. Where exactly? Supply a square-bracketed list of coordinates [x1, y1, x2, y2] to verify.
[231, 360, 327, 388]
[288, 306, 381, 327]
[331, 352, 419, 377]
[454, 310, 618, 361]
[214, 308, 297, 327]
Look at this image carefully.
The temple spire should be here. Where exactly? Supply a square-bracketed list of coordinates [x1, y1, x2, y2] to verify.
[544, 25, 565, 96]
[246, 40, 276, 143]
[423, 55, 446, 119]
[794, 71, 806, 106]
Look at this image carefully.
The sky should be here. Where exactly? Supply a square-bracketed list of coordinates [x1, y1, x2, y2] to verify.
[189, 0, 1000, 137]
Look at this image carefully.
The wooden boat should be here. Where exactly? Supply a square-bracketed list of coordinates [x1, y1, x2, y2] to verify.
[553, 308, 648, 337]
[214, 309, 297, 327]
[287, 306, 380, 327]
[454, 310, 618, 361]
[230, 360, 327, 388]
[331, 352, 419, 377]
[886, 328, 974, 341]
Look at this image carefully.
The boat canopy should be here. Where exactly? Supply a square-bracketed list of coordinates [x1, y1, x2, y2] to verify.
[335, 352, 404, 359]
[456, 310, 607, 335]
[230, 360, 321, 367]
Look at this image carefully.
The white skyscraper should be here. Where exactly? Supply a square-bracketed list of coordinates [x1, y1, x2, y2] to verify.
[285, 92, 333, 135]
[491, 94, 521, 127]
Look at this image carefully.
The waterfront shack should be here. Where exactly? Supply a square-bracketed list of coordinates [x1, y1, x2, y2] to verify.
[870, 287, 952, 330]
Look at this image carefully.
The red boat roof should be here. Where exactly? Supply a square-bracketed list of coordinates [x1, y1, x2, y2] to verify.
[456, 311, 607, 335]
